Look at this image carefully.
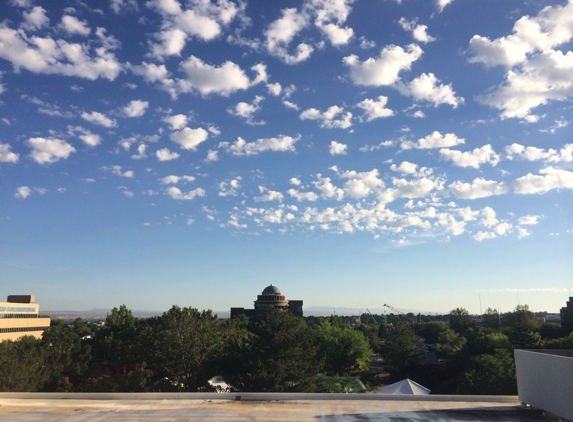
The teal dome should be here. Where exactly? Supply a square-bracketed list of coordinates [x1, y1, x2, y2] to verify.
[262, 284, 281, 295]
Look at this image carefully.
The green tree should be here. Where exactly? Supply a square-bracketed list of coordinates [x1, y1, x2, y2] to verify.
[228, 309, 322, 392]
[41, 320, 91, 391]
[0, 336, 47, 391]
[378, 320, 418, 369]
[448, 308, 474, 334]
[457, 349, 517, 395]
[505, 305, 541, 349]
[481, 308, 502, 331]
[419, 321, 448, 344]
[153, 306, 222, 390]
[538, 322, 563, 340]
[92, 305, 140, 372]
[314, 320, 372, 376]
[436, 328, 467, 358]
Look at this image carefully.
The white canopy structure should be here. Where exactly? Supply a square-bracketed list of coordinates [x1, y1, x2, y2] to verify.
[378, 378, 430, 395]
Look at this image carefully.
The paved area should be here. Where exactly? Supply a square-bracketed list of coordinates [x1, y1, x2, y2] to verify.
[0, 394, 557, 421]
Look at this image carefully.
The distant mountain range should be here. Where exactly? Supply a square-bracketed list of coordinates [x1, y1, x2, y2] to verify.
[43, 306, 427, 320]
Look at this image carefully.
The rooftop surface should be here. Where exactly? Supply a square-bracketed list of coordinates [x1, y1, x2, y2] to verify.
[0, 393, 557, 422]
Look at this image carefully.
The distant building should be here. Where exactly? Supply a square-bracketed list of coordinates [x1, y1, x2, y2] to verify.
[231, 284, 303, 319]
[0, 295, 51, 342]
[560, 297, 573, 333]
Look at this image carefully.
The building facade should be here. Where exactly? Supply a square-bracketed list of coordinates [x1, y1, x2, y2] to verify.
[231, 284, 303, 319]
[0, 295, 51, 342]
[560, 297, 573, 333]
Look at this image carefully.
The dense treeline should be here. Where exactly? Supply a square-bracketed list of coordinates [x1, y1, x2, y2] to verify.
[378, 305, 573, 394]
[1, 304, 571, 393]
[0, 306, 372, 393]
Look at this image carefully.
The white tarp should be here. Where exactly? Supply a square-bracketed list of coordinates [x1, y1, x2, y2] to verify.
[378, 378, 430, 395]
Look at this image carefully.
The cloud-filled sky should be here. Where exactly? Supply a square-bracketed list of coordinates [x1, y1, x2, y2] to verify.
[1, 0, 572, 315]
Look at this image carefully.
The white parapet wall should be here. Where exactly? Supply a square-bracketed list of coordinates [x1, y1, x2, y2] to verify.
[514, 349, 573, 421]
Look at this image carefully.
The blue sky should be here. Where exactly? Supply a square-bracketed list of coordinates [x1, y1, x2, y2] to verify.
[1, 0, 572, 315]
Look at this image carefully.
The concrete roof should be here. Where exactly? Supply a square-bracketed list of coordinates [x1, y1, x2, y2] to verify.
[0, 393, 557, 421]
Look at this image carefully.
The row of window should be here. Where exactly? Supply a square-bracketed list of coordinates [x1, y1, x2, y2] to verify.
[0, 326, 47, 333]
[0, 307, 36, 312]
[0, 313, 39, 319]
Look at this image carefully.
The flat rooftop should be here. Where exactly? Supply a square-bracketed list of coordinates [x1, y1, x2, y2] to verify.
[0, 393, 558, 421]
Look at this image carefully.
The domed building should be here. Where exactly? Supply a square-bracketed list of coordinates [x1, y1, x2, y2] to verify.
[231, 284, 303, 319]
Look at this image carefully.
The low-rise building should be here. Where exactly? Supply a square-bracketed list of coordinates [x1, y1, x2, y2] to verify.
[231, 284, 303, 319]
[0, 295, 51, 342]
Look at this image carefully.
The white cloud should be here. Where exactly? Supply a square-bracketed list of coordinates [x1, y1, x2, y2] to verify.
[68, 125, 101, 147]
[170, 127, 209, 150]
[339, 169, 384, 199]
[267, 82, 282, 96]
[468, 1, 573, 68]
[28, 137, 76, 164]
[449, 178, 509, 199]
[15, 186, 31, 199]
[477, 50, 573, 120]
[513, 167, 573, 194]
[313, 175, 344, 200]
[227, 95, 265, 125]
[166, 186, 206, 200]
[81, 111, 117, 128]
[104, 165, 134, 178]
[436, 0, 454, 13]
[440, 144, 499, 168]
[300, 105, 353, 129]
[403, 73, 463, 108]
[156, 148, 180, 161]
[264, 8, 313, 64]
[205, 149, 218, 162]
[393, 177, 438, 199]
[163, 114, 188, 130]
[309, 0, 355, 46]
[329, 141, 347, 155]
[287, 188, 319, 202]
[390, 161, 432, 177]
[132, 62, 170, 83]
[218, 177, 241, 197]
[412, 110, 425, 118]
[356, 96, 394, 121]
[343, 44, 423, 86]
[177, 56, 266, 96]
[283, 100, 299, 110]
[0, 143, 19, 163]
[22, 6, 49, 31]
[401, 131, 464, 150]
[159, 175, 195, 184]
[473, 231, 496, 242]
[220, 134, 300, 156]
[110, 0, 139, 14]
[60, 15, 90, 36]
[0, 23, 121, 80]
[131, 143, 147, 160]
[398, 18, 435, 44]
[123, 100, 149, 117]
[518, 215, 540, 225]
[517, 227, 531, 239]
[290, 177, 302, 186]
[255, 186, 284, 202]
[147, 0, 240, 58]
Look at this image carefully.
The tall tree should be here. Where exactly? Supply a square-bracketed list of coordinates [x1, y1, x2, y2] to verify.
[379, 320, 418, 369]
[41, 320, 90, 391]
[314, 320, 373, 376]
[154, 306, 222, 390]
[228, 309, 322, 392]
[0, 336, 47, 392]
[448, 308, 474, 334]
